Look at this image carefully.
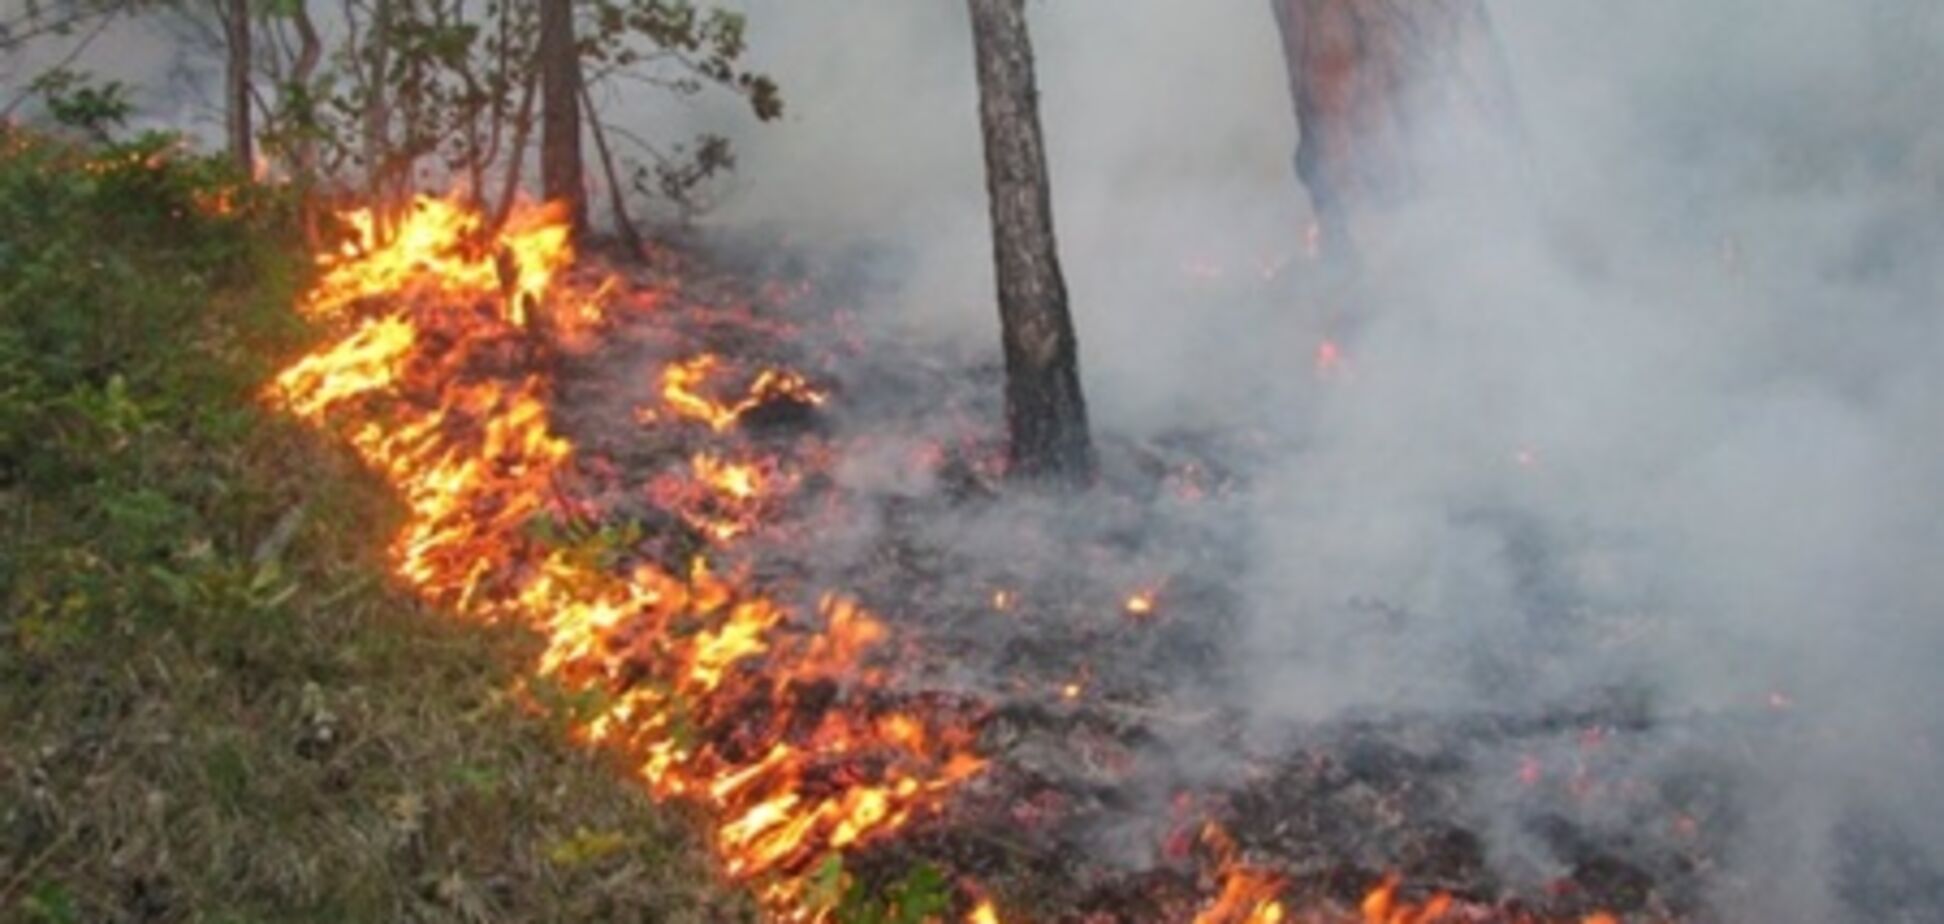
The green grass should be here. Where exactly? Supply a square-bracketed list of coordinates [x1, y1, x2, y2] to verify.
[0, 128, 747, 923]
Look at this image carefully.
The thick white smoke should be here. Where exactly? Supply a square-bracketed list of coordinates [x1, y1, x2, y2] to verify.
[684, 3, 1944, 919]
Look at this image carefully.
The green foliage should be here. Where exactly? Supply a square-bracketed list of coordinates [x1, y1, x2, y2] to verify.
[26, 67, 132, 141]
[0, 129, 293, 565]
[806, 856, 956, 924]
[240, 0, 779, 220]
[585, 1, 782, 121]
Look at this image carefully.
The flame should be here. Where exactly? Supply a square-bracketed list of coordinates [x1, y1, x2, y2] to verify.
[657, 353, 826, 433]
[1360, 874, 1453, 924]
[301, 194, 571, 324]
[1196, 824, 1287, 924]
[267, 195, 984, 915]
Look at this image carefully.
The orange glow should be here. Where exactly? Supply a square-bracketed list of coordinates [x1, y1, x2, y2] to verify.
[1125, 589, 1158, 618]
[968, 900, 1002, 924]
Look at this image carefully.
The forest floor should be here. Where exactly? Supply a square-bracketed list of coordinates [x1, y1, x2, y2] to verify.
[0, 129, 749, 923]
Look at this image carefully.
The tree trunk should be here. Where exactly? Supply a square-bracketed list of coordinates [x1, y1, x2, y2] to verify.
[538, 0, 585, 232]
[224, 0, 252, 171]
[580, 81, 645, 257]
[289, 0, 323, 246]
[489, 63, 540, 235]
[966, 0, 1094, 485]
[364, 0, 395, 225]
[1270, 0, 1521, 262]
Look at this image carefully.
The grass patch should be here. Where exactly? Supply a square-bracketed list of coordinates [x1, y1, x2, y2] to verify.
[0, 127, 747, 923]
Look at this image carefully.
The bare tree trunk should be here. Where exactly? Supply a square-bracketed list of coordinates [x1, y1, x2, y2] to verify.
[363, 0, 395, 226]
[538, 0, 585, 232]
[288, 1, 321, 176]
[580, 82, 645, 256]
[966, 0, 1093, 485]
[489, 63, 540, 234]
[1270, 0, 1521, 262]
[223, 0, 252, 171]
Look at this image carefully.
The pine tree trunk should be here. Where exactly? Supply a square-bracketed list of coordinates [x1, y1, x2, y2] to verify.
[364, 0, 394, 222]
[1270, 0, 1521, 261]
[966, 0, 1094, 485]
[224, 0, 252, 172]
[538, 0, 585, 232]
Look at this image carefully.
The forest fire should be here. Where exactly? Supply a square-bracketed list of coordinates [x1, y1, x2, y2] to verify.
[268, 194, 984, 917]
[13, 0, 1936, 917]
[267, 195, 1630, 922]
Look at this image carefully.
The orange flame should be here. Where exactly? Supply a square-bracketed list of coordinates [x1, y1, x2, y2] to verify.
[657, 353, 826, 433]
[1360, 874, 1453, 924]
[302, 194, 571, 325]
[267, 196, 984, 915]
[1195, 824, 1287, 924]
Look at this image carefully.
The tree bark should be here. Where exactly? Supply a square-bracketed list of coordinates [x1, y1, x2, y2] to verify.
[489, 63, 540, 235]
[538, 0, 586, 232]
[224, 0, 252, 171]
[1270, 0, 1521, 262]
[363, 0, 396, 225]
[580, 81, 645, 257]
[966, 0, 1094, 485]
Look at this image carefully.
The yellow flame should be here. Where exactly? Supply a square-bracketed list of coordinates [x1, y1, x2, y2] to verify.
[267, 194, 987, 915]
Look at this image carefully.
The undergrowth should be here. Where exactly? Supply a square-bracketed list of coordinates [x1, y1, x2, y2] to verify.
[0, 127, 744, 923]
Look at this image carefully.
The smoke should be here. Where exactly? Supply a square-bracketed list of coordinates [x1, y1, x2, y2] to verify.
[686, 2, 1944, 919]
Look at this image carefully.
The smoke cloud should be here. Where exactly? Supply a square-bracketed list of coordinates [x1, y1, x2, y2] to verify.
[684, 2, 1944, 920]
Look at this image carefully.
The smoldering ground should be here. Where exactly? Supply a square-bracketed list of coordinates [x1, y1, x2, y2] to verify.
[682, 2, 1944, 920]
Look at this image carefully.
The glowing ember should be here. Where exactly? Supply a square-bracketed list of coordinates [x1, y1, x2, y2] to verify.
[1315, 338, 1346, 378]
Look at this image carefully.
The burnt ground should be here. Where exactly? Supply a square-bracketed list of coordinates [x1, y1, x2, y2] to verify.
[547, 242, 1944, 923]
